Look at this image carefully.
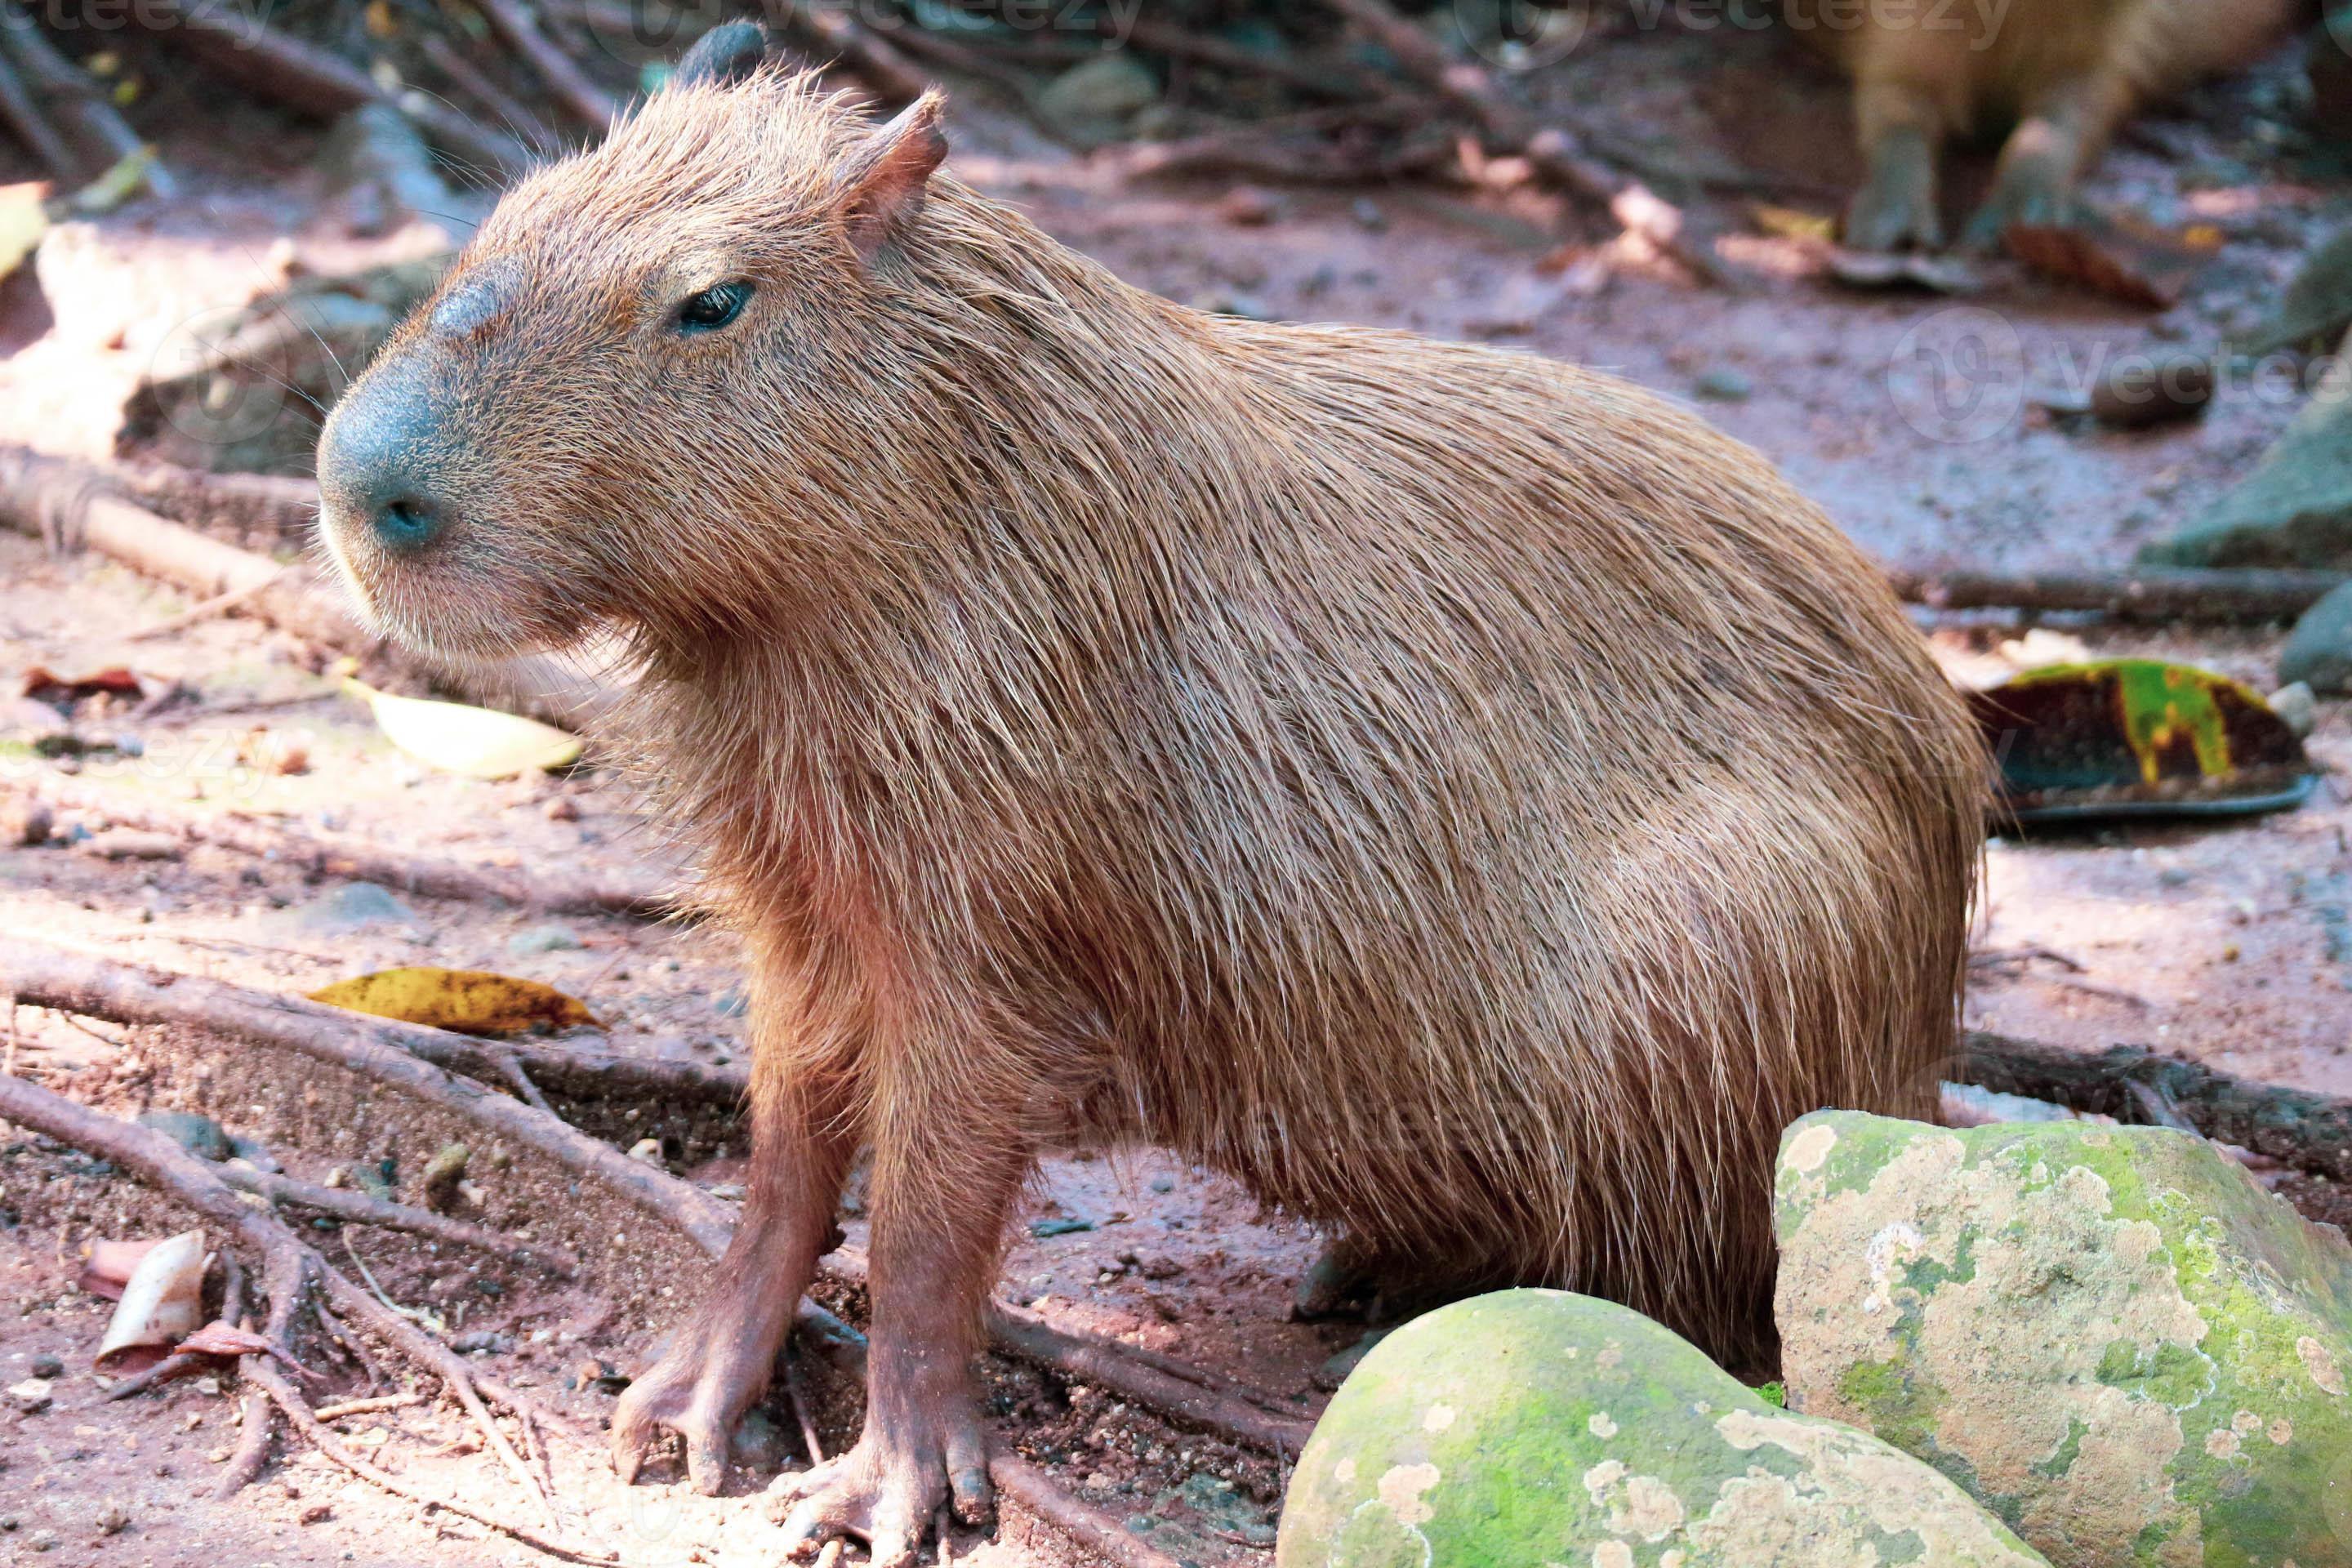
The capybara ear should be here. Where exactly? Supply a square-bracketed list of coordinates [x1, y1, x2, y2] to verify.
[835, 91, 949, 262]
[669, 20, 770, 90]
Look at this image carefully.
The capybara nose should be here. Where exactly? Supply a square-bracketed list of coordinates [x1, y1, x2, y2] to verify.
[317, 368, 451, 555]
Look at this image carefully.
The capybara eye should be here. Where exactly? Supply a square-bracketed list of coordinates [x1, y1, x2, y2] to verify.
[675, 281, 753, 335]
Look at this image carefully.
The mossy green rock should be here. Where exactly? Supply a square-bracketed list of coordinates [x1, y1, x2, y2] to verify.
[1774, 1111, 2352, 1566]
[1277, 1288, 2048, 1568]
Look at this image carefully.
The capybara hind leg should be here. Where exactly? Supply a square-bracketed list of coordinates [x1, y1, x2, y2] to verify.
[611, 1087, 854, 1494]
[1846, 78, 1948, 251]
[771, 1117, 1022, 1567]
[1962, 74, 2134, 249]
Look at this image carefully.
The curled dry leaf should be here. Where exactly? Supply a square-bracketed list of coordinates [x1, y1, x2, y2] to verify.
[338, 665, 582, 780]
[95, 1228, 209, 1373]
[78, 1235, 163, 1301]
[310, 967, 599, 1036]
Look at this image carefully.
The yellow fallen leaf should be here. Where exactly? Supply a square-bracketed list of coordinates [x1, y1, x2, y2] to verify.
[69, 146, 158, 216]
[0, 184, 47, 283]
[311, 967, 598, 1036]
[341, 670, 581, 779]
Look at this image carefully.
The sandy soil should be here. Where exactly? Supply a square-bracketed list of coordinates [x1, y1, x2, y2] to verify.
[3, 13, 2352, 1567]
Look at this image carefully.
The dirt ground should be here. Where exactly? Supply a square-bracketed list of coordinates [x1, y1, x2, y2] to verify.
[4, 11, 2352, 1567]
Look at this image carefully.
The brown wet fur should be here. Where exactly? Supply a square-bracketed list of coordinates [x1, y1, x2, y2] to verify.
[1804, 0, 2299, 248]
[314, 62, 1984, 1563]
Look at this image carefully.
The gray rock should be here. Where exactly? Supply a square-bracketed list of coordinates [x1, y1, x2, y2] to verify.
[1038, 53, 1159, 136]
[2280, 581, 2352, 693]
[2138, 374, 2352, 568]
[294, 881, 422, 934]
[506, 921, 583, 956]
[1693, 366, 1753, 403]
[136, 1111, 229, 1163]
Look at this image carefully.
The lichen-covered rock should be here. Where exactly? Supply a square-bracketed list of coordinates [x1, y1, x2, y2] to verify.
[1774, 1111, 2352, 1567]
[1277, 1288, 2047, 1568]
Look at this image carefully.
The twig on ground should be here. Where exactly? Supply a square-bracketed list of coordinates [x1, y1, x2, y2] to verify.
[1889, 564, 2345, 626]
[1958, 1030, 2352, 1178]
[127, 569, 287, 641]
[991, 1454, 1187, 1568]
[313, 1391, 430, 1421]
[784, 1347, 825, 1464]
[217, 1156, 580, 1274]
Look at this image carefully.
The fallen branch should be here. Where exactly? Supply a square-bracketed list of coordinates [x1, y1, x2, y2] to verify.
[0, 5, 174, 194]
[1958, 1030, 2352, 1179]
[1321, 0, 1727, 283]
[136, 0, 529, 179]
[775, 3, 932, 102]
[991, 1454, 1187, 1568]
[0, 445, 626, 734]
[15, 776, 676, 919]
[0, 938, 740, 1254]
[472, 0, 621, 129]
[419, 35, 563, 157]
[1888, 564, 2344, 626]
[0, 36, 76, 180]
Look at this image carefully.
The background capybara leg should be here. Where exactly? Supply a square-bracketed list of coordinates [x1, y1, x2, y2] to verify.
[770, 1115, 1026, 1568]
[1846, 76, 1949, 250]
[1962, 74, 2136, 247]
[609, 1081, 857, 1494]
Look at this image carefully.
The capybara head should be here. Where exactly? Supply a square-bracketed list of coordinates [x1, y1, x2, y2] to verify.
[316, 28, 952, 662]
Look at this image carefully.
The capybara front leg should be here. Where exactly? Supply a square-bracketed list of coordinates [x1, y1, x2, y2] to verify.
[769, 1129, 1023, 1567]
[1962, 74, 2135, 249]
[1846, 77, 1948, 252]
[611, 1080, 855, 1494]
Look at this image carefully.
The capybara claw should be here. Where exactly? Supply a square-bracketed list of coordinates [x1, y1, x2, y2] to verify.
[608, 1364, 740, 1495]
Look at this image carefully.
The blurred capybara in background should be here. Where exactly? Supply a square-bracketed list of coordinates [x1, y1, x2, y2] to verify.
[1803, 0, 2298, 250]
[314, 24, 1984, 1564]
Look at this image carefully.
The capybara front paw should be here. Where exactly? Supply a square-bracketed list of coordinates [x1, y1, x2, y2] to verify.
[609, 1340, 755, 1495]
[1962, 157, 2074, 251]
[767, 1411, 991, 1568]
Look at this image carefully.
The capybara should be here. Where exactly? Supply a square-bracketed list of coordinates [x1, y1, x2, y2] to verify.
[314, 26, 1983, 1564]
[1806, 0, 2296, 250]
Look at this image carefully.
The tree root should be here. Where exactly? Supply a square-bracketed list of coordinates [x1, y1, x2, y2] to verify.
[0, 1070, 606, 1557]
[1958, 1029, 2352, 1179]
[0, 938, 740, 1254]
[991, 1454, 1189, 1568]
[984, 1299, 1316, 1459]
[1888, 564, 2344, 626]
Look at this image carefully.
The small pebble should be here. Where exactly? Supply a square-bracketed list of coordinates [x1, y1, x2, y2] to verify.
[29, 1353, 62, 1379]
[1351, 197, 1388, 233]
[92, 1502, 127, 1536]
[543, 795, 581, 822]
[1693, 366, 1753, 403]
[1218, 185, 1280, 226]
